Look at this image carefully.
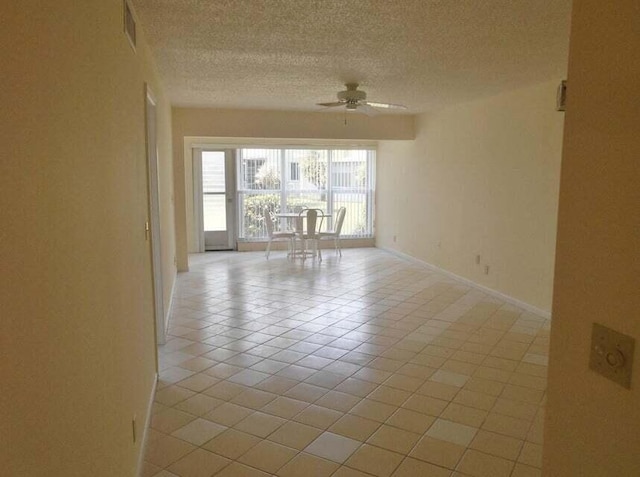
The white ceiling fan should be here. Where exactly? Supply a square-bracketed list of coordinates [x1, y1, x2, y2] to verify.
[317, 83, 407, 115]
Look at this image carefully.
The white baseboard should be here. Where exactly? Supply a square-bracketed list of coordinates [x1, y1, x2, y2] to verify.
[136, 373, 158, 477]
[380, 247, 551, 319]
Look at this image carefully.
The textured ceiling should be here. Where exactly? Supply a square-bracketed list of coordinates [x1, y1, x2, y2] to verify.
[132, 0, 572, 113]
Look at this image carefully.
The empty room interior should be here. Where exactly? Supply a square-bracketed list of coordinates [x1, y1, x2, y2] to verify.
[2, 1, 638, 477]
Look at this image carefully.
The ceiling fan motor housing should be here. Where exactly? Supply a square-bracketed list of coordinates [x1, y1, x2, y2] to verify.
[338, 84, 366, 103]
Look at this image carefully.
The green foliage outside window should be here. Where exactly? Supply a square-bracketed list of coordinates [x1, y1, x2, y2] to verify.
[242, 193, 279, 239]
[254, 162, 281, 189]
[300, 153, 327, 189]
[242, 194, 324, 239]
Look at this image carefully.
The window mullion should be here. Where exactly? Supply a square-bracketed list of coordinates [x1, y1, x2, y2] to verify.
[368, 150, 375, 237]
[280, 148, 286, 213]
[327, 149, 333, 224]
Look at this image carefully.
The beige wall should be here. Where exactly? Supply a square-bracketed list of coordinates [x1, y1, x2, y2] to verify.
[544, 1, 640, 475]
[0, 1, 175, 476]
[377, 80, 564, 312]
[172, 108, 414, 268]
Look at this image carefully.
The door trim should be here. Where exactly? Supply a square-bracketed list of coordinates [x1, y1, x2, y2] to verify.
[192, 149, 205, 253]
[144, 84, 166, 346]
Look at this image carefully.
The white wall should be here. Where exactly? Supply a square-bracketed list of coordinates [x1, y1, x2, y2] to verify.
[377, 80, 565, 312]
[544, 1, 640, 474]
[0, 1, 175, 475]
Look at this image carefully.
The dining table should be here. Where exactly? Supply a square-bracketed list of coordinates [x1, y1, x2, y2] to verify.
[275, 211, 332, 259]
[275, 211, 332, 231]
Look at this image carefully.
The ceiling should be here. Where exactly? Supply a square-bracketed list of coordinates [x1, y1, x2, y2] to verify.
[132, 0, 572, 114]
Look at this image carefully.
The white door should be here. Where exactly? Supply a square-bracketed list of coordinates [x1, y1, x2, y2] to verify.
[194, 149, 236, 251]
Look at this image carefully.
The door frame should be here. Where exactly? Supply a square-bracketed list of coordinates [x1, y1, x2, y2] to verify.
[192, 148, 237, 251]
[144, 84, 166, 346]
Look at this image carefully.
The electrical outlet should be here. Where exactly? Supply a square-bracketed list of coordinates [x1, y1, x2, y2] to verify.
[476, 255, 481, 264]
[484, 265, 489, 275]
[589, 323, 635, 389]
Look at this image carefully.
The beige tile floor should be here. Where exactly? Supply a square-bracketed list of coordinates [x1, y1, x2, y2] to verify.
[142, 248, 547, 477]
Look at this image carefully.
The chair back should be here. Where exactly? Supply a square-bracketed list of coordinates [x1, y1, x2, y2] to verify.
[306, 209, 319, 238]
[297, 208, 323, 238]
[334, 207, 347, 235]
[295, 208, 307, 234]
[264, 212, 275, 237]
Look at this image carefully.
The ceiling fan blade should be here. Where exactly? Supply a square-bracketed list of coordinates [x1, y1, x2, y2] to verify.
[357, 103, 380, 116]
[364, 101, 407, 110]
[316, 101, 345, 107]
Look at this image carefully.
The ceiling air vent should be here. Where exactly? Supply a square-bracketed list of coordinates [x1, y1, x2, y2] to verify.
[124, 0, 136, 51]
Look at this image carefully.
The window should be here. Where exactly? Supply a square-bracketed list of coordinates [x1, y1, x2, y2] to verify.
[242, 158, 266, 188]
[237, 147, 375, 240]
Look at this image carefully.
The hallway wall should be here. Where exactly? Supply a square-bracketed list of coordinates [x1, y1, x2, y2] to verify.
[0, 1, 175, 475]
[545, 1, 640, 474]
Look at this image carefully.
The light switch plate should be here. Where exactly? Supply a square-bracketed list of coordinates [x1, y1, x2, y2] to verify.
[589, 322, 635, 389]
